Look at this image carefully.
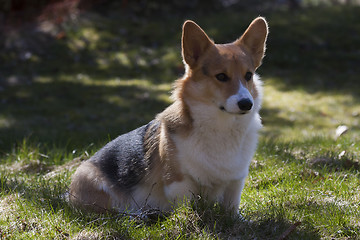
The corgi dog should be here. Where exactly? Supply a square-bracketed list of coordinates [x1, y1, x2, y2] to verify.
[69, 17, 268, 214]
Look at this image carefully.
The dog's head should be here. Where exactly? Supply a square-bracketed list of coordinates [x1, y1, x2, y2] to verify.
[176, 17, 268, 116]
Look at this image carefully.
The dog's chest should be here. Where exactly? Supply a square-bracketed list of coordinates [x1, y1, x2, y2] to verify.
[173, 123, 253, 185]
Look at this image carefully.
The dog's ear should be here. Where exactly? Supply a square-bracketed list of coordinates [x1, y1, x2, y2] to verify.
[236, 17, 268, 68]
[182, 20, 213, 68]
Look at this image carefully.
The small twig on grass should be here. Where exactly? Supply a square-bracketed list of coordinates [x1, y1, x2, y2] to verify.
[278, 221, 301, 240]
[55, 226, 69, 239]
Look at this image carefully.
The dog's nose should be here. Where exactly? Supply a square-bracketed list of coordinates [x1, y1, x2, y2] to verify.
[238, 98, 253, 111]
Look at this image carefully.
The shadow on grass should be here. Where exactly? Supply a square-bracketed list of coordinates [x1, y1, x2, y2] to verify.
[257, 137, 360, 178]
[309, 154, 360, 173]
[189, 199, 321, 239]
[0, 78, 169, 154]
[262, 6, 360, 95]
[0, 13, 182, 154]
[1, 5, 360, 154]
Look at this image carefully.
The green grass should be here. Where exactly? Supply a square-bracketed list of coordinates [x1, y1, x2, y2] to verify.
[1, 3, 360, 239]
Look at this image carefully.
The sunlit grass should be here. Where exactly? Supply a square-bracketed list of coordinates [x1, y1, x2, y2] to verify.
[262, 78, 360, 141]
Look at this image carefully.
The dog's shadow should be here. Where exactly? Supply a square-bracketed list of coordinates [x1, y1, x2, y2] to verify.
[72, 197, 320, 240]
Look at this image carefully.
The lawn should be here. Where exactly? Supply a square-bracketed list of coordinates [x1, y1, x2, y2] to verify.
[0, 2, 359, 239]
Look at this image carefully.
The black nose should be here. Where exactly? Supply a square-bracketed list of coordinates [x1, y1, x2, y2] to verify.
[237, 98, 253, 111]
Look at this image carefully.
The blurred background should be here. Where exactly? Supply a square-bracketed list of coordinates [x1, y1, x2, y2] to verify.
[1, 0, 360, 154]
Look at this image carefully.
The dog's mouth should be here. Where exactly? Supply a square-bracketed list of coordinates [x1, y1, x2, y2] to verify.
[219, 106, 249, 115]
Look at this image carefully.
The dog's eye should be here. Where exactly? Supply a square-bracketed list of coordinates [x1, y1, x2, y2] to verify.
[244, 72, 253, 81]
[215, 73, 230, 82]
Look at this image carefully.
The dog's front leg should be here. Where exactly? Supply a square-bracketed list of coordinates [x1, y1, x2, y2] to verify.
[222, 178, 246, 215]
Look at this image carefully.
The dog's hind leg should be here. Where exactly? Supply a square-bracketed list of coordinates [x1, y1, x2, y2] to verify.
[69, 161, 115, 213]
[164, 176, 197, 207]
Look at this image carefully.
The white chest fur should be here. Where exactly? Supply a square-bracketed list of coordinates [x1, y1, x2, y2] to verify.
[173, 104, 262, 187]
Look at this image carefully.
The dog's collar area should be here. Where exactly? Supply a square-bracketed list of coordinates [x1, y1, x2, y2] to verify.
[219, 106, 248, 115]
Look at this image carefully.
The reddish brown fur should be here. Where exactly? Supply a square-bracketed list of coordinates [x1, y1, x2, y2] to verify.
[175, 44, 260, 113]
[141, 101, 192, 188]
